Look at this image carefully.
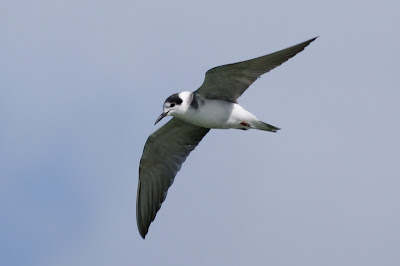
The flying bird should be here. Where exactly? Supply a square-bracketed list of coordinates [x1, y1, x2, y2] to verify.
[137, 37, 317, 238]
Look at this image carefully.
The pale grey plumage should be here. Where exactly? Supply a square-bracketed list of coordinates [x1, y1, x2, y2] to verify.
[196, 37, 317, 103]
[137, 118, 209, 238]
[137, 37, 317, 239]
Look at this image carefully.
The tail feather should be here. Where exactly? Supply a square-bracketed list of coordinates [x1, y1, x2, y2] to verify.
[255, 121, 280, 132]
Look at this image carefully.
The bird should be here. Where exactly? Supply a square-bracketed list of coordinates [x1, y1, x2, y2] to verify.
[137, 37, 317, 238]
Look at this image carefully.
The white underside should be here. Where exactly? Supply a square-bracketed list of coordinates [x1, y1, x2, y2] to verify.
[173, 99, 259, 129]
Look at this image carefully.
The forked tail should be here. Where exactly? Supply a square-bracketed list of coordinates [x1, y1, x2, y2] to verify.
[255, 121, 280, 132]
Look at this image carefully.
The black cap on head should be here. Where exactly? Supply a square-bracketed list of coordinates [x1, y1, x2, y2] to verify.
[165, 93, 182, 105]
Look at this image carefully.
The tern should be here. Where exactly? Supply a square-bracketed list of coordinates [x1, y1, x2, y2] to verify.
[137, 37, 317, 238]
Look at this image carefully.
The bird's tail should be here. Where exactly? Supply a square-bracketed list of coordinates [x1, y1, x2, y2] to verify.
[254, 121, 280, 132]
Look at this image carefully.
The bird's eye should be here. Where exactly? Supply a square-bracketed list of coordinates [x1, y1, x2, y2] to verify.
[170, 103, 175, 107]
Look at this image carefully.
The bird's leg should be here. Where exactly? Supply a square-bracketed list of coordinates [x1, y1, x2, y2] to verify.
[240, 121, 252, 130]
[240, 121, 251, 128]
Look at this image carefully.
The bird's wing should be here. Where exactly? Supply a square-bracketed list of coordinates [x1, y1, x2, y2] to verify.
[137, 118, 210, 238]
[195, 37, 317, 103]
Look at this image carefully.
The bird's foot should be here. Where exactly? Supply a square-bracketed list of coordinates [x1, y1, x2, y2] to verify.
[240, 121, 251, 130]
[240, 121, 251, 127]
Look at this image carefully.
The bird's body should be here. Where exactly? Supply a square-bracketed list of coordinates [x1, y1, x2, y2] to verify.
[137, 37, 317, 238]
[170, 91, 277, 131]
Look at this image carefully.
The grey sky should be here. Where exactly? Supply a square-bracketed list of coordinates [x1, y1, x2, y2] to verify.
[1, 1, 399, 265]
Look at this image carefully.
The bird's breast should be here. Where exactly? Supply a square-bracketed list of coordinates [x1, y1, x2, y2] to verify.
[176, 99, 240, 129]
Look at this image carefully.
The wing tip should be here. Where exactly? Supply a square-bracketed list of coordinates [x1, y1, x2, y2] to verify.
[136, 180, 149, 239]
[298, 36, 319, 50]
[139, 228, 147, 239]
[301, 36, 318, 49]
[137, 208, 149, 239]
[308, 36, 319, 44]
[137, 217, 148, 239]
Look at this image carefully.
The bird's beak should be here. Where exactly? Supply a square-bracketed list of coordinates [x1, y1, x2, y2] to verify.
[154, 111, 168, 125]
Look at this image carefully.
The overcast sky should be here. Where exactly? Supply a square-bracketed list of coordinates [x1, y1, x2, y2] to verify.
[1, 1, 400, 265]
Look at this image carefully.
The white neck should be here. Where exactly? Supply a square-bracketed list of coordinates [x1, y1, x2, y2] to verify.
[177, 91, 194, 110]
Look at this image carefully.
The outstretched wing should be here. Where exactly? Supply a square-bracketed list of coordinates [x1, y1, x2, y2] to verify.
[195, 37, 317, 103]
[137, 118, 210, 238]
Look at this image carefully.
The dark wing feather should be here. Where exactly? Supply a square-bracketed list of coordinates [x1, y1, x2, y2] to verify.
[195, 37, 317, 102]
[137, 118, 210, 238]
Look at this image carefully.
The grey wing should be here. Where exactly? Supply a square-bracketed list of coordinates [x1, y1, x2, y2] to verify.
[195, 37, 317, 103]
[137, 118, 210, 238]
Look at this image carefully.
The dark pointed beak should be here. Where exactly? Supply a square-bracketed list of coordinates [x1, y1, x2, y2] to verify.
[154, 111, 168, 125]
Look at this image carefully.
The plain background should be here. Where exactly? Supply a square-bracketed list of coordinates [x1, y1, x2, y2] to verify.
[1, 1, 399, 265]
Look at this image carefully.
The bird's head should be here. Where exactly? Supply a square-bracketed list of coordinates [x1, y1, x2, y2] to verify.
[155, 91, 192, 125]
